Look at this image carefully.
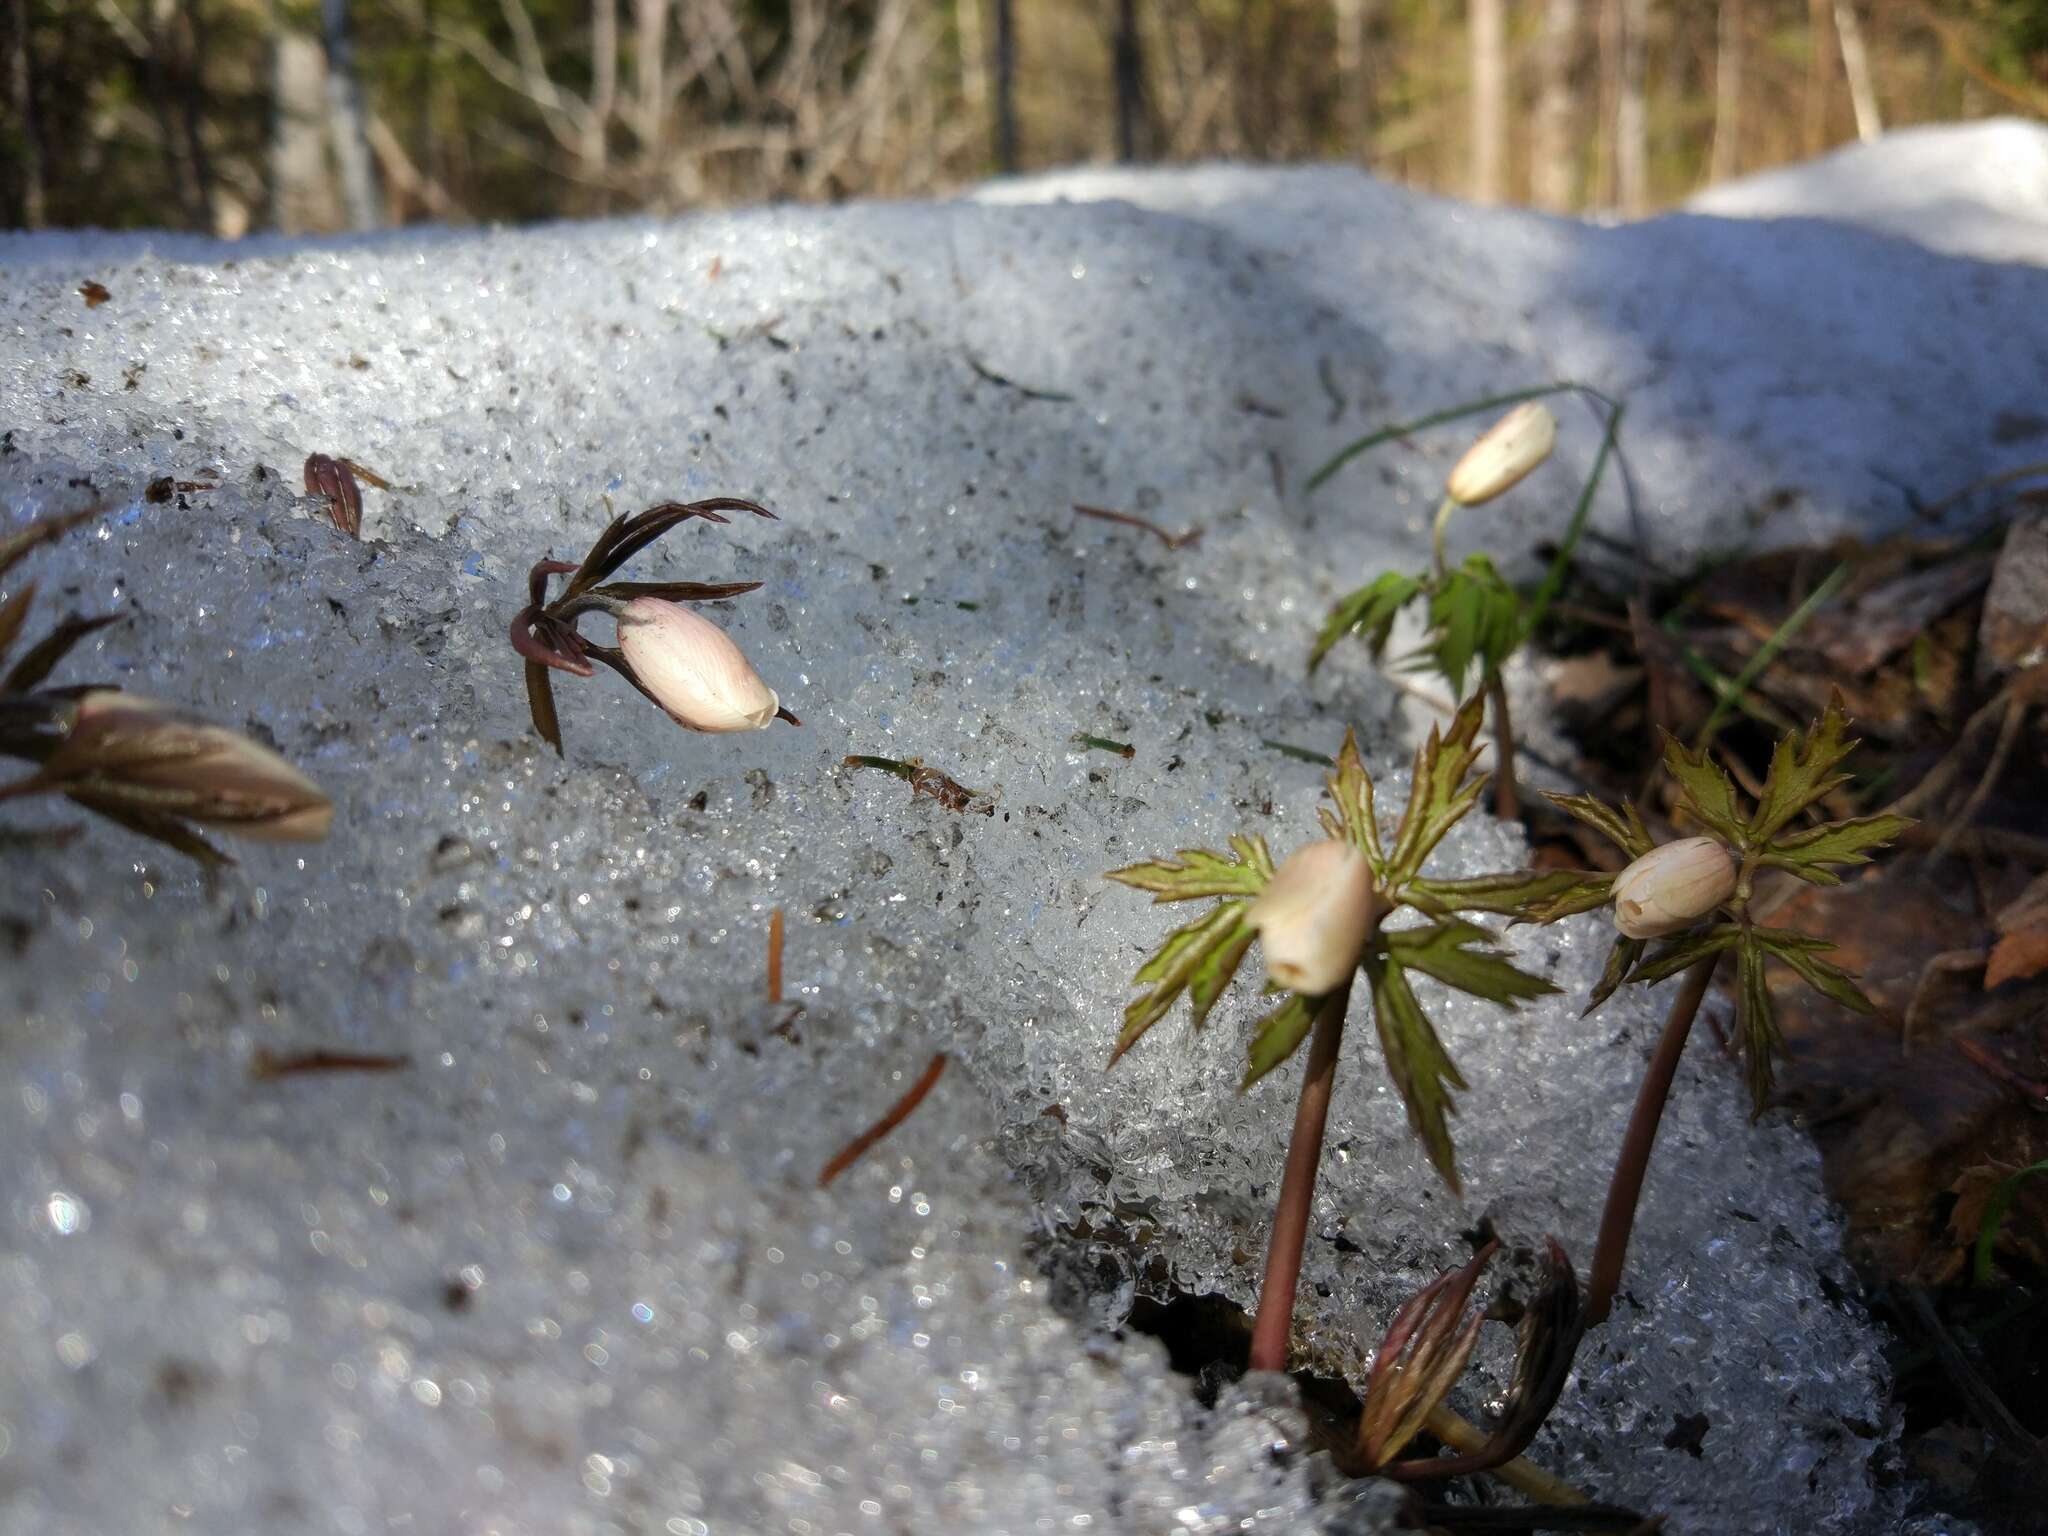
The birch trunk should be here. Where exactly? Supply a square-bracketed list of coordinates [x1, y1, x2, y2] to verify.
[1532, 0, 1580, 211]
[1469, 0, 1505, 204]
[322, 0, 383, 230]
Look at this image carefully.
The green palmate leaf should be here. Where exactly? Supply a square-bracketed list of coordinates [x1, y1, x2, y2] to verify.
[1115, 901, 1256, 1064]
[1385, 920, 1560, 1006]
[1106, 836, 1274, 902]
[1758, 813, 1914, 885]
[1407, 868, 1594, 917]
[1366, 952, 1469, 1192]
[1310, 571, 1421, 673]
[1628, 924, 1742, 986]
[1749, 690, 1858, 843]
[1325, 726, 1385, 868]
[1242, 992, 1317, 1089]
[1751, 926, 1876, 1014]
[1425, 554, 1521, 696]
[1586, 934, 1644, 1016]
[1735, 934, 1786, 1116]
[1660, 732, 1750, 847]
[1539, 790, 1654, 860]
[1386, 693, 1489, 886]
[1517, 876, 1617, 925]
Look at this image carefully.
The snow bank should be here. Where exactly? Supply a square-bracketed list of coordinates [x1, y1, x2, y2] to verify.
[5, 153, 2038, 1535]
[1687, 117, 2048, 267]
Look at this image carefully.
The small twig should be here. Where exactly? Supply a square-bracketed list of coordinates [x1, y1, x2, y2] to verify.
[250, 1048, 412, 1080]
[1901, 948, 1987, 1053]
[818, 1052, 949, 1188]
[767, 907, 784, 1004]
[1587, 955, 1720, 1325]
[964, 353, 1075, 401]
[1072, 503, 1203, 550]
[1927, 694, 2027, 871]
[1894, 1284, 2048, 1467]
[842, 754, 993, 815]
[1260, 738, 1336, 767]
[1072, 733, 1135, 758]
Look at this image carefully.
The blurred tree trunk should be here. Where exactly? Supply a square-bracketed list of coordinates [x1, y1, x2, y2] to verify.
[1593, 0, 1618, 204]
[1834, 0, 1881, 142]
[1469, 0, 1504, 202]
[321, 0, 382, 229]
[269, 9, 335, 233]
[957, 0, 986, 119]
[1804, 0, 1832, 154]
[1708, 0, 1742, 182]
[991, 0, 1016, 172]
[144, 0, 207, 227]
[583, 0, 617, 207]
[1616, 0, 1648, 214]
[1532, 0, 1580, 211]
[1333, 0, 1372, 161]
[5, 0, 44, 227]
[631, 0, 668, 154]
[1112, 0, 1145, 162]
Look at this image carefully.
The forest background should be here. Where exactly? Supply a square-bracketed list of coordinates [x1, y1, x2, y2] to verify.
[2, 2, 2045, 237]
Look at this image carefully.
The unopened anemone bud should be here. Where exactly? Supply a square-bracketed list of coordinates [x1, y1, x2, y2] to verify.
[1611, 836, 1737, 939]
[616, 598, 782, 733]
[1445, 401, 1557, 506]
[49, 691, 333, 842]
[1247, 839, 1378, 995]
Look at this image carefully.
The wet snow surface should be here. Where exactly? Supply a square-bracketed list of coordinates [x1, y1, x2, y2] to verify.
[4, 147, 2045, 1534]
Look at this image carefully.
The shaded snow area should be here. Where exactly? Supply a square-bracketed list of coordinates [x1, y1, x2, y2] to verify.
[1687, 117, 2048, 267]
[4, 157, 2045, 1535]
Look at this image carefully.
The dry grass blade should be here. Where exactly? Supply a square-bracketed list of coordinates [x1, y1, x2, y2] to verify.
[250, 1048, 412, 1080]
[0, 503, 107, 582]
[1072, 503, 1202, 549]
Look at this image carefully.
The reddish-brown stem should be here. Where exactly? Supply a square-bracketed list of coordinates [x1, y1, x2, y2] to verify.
[767, 908, 785, 1003]
[1072, 502, 1203, 549]
[1586, 955, 1719, 1325]
[1487, 671, 1519, 821]
[1248, 978, 1355, 1373]
[818, 1053, 949, 1188]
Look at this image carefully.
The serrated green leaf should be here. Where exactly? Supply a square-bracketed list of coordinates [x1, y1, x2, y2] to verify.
[1242, 993, 1317, 1089]
[1310, 571, 1421, 673]
[1385, 920, 1560, 1006]
[1366, 952, 1468, 1192]
[1426, 554, 1522, 696]
[1749, 690, 1859, 844]
[1115, 901, 1255, 1064]
[1326, 726, 1384, 867]
[1759, 813, 1912, 884]
[1106, 840, 1272, 902]
[1659, 732, 1750, 847]
[1406, 868, 1594, 917]
[1628, 924, 1742, 986]
[1751, 927, 1876, 1014]
[1539, 791, 1655, 860]
[1736, 934, 1785, 1116]
[1585, 934, 1644, 1016]
[1189, 922, 1259, 1030]
[1516, 876, 1617, 925]
[1386, 693, 1489, 886]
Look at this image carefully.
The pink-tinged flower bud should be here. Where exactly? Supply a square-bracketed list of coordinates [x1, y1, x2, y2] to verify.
[616, 598, 781, 733]
[47, 691, 333, 842]
[1248, 839, 1378, 995]
[1445, 402, 1557, 506]
[1611, 837, 1736, 939]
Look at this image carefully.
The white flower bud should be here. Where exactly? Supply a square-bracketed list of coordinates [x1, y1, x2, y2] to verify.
[1611, 837, 1737, 939]
[1445, 402, 1557, 506]
[50, 691, 333, 842]
[1248, 839, 1378, 995]
[616, 598, 781, 733]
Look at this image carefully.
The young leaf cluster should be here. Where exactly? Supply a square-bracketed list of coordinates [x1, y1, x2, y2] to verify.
[1528, 692, 1910, 1111]
[1310, 554, 1519, 697]
[1105, 696, 1566, 1189]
